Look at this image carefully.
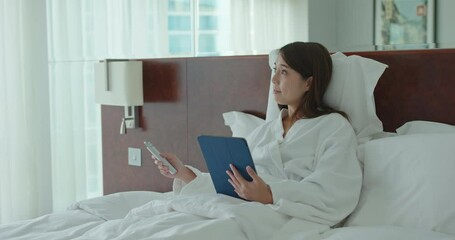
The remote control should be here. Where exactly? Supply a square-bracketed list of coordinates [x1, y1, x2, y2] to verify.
[144, 141, 177, 174]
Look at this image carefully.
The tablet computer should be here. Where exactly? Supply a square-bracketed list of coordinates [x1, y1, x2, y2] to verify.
[197, 135, 256, 199]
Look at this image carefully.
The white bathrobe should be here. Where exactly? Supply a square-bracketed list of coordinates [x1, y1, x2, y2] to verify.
[174, 109, 362, 226]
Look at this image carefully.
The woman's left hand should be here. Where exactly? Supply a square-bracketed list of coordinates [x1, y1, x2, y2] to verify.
[226, 164, 273, 204]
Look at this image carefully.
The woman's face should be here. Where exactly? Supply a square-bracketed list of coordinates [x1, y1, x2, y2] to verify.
[272, 54, 311, 108]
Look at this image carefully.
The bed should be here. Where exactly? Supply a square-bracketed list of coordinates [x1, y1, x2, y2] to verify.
[1, 48, 455, 240]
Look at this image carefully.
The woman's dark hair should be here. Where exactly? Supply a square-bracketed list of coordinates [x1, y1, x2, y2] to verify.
[278, 42, 348, 120]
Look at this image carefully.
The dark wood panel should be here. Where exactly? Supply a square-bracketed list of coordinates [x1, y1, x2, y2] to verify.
[103, 49, 455, 194]
[186, 56, 271, 171]
[346, 49, 455, 132]
[103, 59, 188, 195]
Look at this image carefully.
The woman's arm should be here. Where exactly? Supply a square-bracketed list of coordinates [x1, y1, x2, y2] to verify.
[152, 153, 215, 194]
[153, 153, 196, 183]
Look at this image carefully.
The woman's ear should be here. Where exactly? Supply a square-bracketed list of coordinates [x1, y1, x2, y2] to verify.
[305, 76, 313, 88]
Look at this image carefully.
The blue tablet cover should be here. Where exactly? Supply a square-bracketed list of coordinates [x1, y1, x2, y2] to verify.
[197, 135, 256, 199]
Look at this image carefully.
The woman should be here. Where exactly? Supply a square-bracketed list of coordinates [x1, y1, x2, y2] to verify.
[154, 42, 362, 226]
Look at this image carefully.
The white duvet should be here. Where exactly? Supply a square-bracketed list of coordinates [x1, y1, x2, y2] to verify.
[0, 209, 104, 240]
[1, 191, 454, 240]
[0, 191, 329, 240]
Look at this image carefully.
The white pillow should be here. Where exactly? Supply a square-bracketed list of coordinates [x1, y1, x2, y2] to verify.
[266, 49, 281, 122]
[396, 120, 455, 135]
[345, 134, 455, 236]
[267, 50, 388, 141]
[223, 111, 265, 138]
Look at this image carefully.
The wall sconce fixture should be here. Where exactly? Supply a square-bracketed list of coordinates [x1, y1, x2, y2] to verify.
[94, 59, 143, 134]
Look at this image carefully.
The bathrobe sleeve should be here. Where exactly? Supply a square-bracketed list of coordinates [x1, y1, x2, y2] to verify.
[267, 118, 362, 226]
[172, 166, 216, 195]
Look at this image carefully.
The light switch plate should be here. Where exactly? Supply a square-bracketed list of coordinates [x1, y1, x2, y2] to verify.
[128, 148, 141, 167]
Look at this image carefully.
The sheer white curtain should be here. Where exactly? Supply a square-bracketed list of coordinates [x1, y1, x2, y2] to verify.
[47, 0, 103, 213]
[0, 0, 52, 224]
[217, 0, 303, 55]
[0, 0, 172, 224]
[46, 0, 170, 212]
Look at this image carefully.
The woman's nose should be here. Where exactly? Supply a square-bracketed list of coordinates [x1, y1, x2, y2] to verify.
[272, 71, 279, 84]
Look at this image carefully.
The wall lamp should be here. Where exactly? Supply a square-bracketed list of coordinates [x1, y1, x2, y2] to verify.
[94, 59, 143, 134]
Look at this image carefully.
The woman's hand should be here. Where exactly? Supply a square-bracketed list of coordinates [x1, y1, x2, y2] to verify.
[226, 164, 273, 204]
[152, 153, 196, 183]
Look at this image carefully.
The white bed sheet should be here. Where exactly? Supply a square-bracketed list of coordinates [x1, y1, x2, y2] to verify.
[0, 209, 104, 240]
[321, 226, 455, 240]
[0, 191, 331, 240]
[0, 191, 168, 240]
[2, 191, 454, 240]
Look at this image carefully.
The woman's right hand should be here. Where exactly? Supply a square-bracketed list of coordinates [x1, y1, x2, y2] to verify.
[152, 153, 196, 183]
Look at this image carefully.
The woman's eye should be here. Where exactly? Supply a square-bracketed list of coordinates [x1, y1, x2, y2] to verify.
[281, 70, 287, 75]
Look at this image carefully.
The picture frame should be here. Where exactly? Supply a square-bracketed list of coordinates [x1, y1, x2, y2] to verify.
[374, 0, 435, 50]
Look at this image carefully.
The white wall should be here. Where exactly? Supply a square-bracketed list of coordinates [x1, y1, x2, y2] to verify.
[335, 0, 374, 51]
[289, 0, 310, 43]
[305, 0, 374, 52]
[437, 0, 455, 48]
[307, 0, 337, 50]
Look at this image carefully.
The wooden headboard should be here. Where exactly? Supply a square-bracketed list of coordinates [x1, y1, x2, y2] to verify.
[102, 49, 455, 195]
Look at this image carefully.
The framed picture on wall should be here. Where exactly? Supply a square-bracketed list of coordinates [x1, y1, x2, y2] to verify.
[374, 0, 435, 50]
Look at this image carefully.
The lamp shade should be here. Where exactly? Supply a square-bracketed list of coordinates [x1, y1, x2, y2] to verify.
[94, 60, 143, 106]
